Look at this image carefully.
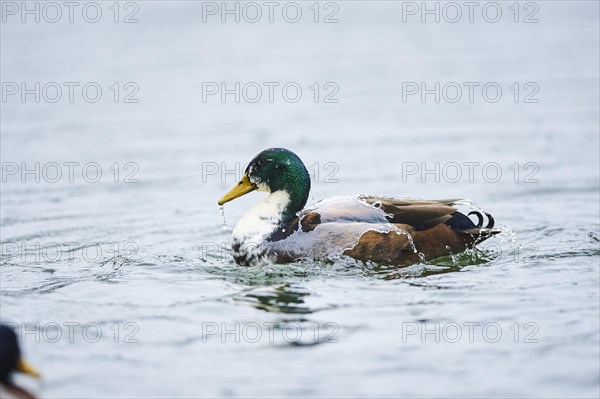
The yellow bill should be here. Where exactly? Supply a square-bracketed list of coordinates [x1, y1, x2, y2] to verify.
[218, 173, 257, 205]
[16, 358, 41, 378]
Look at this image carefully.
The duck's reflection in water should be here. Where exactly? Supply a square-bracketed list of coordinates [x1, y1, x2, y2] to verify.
[233, 284, 312, 314]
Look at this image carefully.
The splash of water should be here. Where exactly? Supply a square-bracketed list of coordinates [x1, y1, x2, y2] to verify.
[388, 224, 419, 254]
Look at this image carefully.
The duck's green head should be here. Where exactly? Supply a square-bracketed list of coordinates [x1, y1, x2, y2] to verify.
[218, 148, 311, 217]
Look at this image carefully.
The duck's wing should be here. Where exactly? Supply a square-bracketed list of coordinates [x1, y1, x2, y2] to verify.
[359, 196, 461, 231]
[360, 195, 499, 233]
[279, 196, 493, 236]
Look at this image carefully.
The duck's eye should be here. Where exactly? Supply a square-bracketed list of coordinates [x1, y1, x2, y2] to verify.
[257, 159, 266, 166]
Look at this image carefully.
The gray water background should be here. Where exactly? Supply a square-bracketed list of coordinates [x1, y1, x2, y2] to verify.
[1, 1, 599, 397]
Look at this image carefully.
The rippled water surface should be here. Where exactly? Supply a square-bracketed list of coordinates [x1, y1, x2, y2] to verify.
[1, 1, 599, 397]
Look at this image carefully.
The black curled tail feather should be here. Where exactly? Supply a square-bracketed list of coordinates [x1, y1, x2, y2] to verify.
[445, 210, 496, 231]
[468, 211, 495, 229]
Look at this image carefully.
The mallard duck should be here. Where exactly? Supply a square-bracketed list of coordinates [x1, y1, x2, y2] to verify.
[218, 148, 499, 266]
[0, 324, 41, 399]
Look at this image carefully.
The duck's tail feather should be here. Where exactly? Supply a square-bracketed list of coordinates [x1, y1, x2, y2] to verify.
[445, 210, 501, 237]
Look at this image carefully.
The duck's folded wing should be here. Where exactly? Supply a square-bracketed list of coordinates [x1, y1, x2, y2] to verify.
[359, 196, 461, 231]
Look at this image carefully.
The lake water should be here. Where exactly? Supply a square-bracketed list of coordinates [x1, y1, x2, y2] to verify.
[1, 1, 599, 397]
